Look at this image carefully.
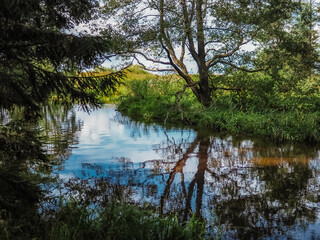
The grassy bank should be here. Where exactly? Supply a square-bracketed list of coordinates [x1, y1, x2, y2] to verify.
[112, 66, 320, 143]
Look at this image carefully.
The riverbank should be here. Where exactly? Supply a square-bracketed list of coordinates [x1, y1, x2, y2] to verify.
[111, 66, 320, 143]
[118, 98, 320, 143]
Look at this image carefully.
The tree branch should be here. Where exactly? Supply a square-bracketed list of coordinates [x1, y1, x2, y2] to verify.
[206, 38, 252, 68]
[180, 34, 187, 62]
[159, 0, 188, 72]
[164, 81, 200, 124]
[160, 40, 191, 80]
[133, 55, 175, 72]
[180, 0, 199, 63]
[132, 51, 171, 65]
[217, 60, 265, 73]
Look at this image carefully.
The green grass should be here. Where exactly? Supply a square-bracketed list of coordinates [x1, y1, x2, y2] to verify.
[119, 94, 320, 142]
[1, 200, 206, 240]
[112, 67, 320, 143]
[44, 201, 206, 240]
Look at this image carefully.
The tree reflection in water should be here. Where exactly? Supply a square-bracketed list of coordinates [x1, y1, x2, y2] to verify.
[156, 132, 320, 239]
[17, 104, 318, 239]
[73, 109, 320, 239]
[0, 102, 84, 238]
[40, 103, 83, 164]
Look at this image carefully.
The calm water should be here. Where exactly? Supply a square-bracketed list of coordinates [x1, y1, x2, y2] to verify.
[52, 104, 320, 239]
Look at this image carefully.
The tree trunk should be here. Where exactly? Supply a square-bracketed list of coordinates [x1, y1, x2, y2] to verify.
[197, 67, 212, 107]
[160, 0, 213, 107]
[196, 0, 212, 107]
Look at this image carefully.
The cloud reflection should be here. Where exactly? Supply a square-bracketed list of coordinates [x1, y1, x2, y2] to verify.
[54, 105, 320, 239]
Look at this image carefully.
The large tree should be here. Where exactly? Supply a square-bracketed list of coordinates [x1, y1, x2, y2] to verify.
[0, 0, 124, 118]
[102, 0, 312, 107]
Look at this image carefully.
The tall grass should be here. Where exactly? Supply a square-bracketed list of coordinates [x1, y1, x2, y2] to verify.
[0, 200, 206, 240]
[43, 201, 206, 240]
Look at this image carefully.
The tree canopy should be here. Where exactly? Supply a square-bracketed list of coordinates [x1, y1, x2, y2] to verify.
[0, 0, 124, 119]
[102, 0, 319, 106]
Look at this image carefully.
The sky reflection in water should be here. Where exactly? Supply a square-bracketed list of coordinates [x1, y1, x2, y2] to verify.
[54, 105, 320, 240]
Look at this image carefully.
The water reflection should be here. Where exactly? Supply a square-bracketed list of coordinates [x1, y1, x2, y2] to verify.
[56, 105, 320, 239]
[40, 103, 83, 163]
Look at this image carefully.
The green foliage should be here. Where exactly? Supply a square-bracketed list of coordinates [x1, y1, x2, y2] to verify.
[256, 1, 319, 80]
[114, 67, 320, 143]
[210, 69, 320, 112]
[116, 70, 199, 124]
[118, 79, 174, 122]
[0, 0, 124, 119]
[198, 109, 320, 142]
[46, 201, 206, 240]
[0, 122, 48, 240]
[101, 65, 155, 103]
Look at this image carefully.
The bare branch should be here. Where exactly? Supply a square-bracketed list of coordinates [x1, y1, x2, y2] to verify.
[133, 6, 154, 15]
[159, 0, 186, 71]
[180, 34, 187, 62]
[203, 0, 208, 19]
[133, 55, 175, 72]
[204, 27, 234, 31]
[133, 51, 171, 65]
[205, 48, 226, 55]
[160, 40, 190, 80]
[205, 40, 225, 47]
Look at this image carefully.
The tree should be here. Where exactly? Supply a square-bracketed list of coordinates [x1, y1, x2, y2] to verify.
[0, 0, 124, 119]
[102, 0, 308, 107]
[256, 0, 319, 91]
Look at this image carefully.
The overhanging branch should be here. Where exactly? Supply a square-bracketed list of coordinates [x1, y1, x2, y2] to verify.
[133, 55, 175, 72]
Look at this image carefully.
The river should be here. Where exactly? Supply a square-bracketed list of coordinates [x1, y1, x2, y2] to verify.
[46, 104, 320, 239]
